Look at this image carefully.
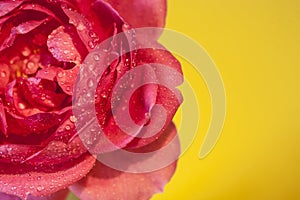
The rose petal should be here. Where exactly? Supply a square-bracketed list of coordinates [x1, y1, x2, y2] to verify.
[15, 19, 48, 35]
[0, 98, 8, 137]
[36, 67, 60, 81]
[47, 26, 82, 63]
[0, 154, 95, 199]
[0, 144, 41, 164]
[125, 45, 183, 149]
[0, 10, 48, 51]
[62, 5, 99, 52]
[0, 0, 23, 18]
[23, 136, 87, 167]
[71, 0, 123, 42]
[0, 63, 10, 92]
[56, 65, 80, 95]
[0, 188, 69, 200]
[104, 0, 166, 28]
[69, 123, 179, 200]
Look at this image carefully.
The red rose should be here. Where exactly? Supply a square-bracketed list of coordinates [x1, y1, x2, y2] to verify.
[0, 0, 182, 200]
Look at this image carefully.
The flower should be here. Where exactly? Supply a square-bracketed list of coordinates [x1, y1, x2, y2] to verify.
[0, 0, 183, 200]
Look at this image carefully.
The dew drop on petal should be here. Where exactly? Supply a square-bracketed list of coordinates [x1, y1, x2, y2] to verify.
[70, 116, 77, 123]
[0, 71, 6, 77]
[18, 103, 26, 110]
[93, 54, 100, 61]
[36, 186, 44, 192]
[87, 79, 94, 88]
[65, 125, 71, 130]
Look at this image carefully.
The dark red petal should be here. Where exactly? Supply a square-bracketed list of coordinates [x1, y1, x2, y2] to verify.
[47, 26, 82, 63]
[62, 6, 99, 51]
[56, 65, 80, 95]
[27, 189, 69, 200]
[104, 0, 166, 28]
[71, 0, 123, 41]
[0, 64, 9, 92]
[0, 144, 41, 164]
[0, 98, 8, 137]
[0, 188, 69, 200]
[15, 18, 48, 35]
[0, 0, 23, 18]
[69, 123, 179, 200]
[0, 154, 95, 199]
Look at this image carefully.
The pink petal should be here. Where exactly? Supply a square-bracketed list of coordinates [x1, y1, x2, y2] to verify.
[0, 0, 23, 18]
[36, 67, 60, 81]
[69, 123, 179, 200]
[47, 26, 82, 63]
[0, 154, 95, 199]
[125, 45, 183, 149]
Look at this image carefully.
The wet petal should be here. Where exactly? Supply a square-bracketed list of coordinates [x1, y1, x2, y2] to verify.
[0, 0, 23, 18]
[69, 123, 179, 200]
[0, 154, 95, 199]
[36, 67, 60, 81]
[0, 98, 8, 137]
[0, 187, 69, 200]
[47, 26, 82, 63]
[0, 63, 10, 93]
[56, 65, 80, 95]
[125, 45, 183, 149]
[71, 0, 123, 42]
[104, 0, 166, 28]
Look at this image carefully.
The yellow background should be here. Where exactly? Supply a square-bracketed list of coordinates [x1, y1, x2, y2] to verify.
[153, 0, 300, 200]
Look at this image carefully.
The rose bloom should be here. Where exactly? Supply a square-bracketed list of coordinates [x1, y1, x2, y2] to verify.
[0, 0, 183, 200]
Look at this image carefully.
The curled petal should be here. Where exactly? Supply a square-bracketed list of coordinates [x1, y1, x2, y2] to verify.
[47, 26, 83, 64]
[0, 99, 8, 137]
[0, 154, 95, 199]
[70, 0, 123, 41]
[69, 123, 179, 200]
[0, 0, 23, 18]
[104, 0, 167, 28]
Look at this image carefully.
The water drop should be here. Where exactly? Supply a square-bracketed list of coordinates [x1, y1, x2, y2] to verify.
[70, 116, 77, 123]
[11, 186, 17, 191]
[41, 94, 46, 101]
[0, 71, 6, 77]
[65, 125, 71, 130]
[101, 93, 107, 98]
[88, 41, 95, 49]
[57, 71, 65, 78]
[26, 61, 35, 69]
[93, 54, 100, 61]
[87, 79, 94, 88]
[18, 103, 26, 110]
[36, 186, 44, 192]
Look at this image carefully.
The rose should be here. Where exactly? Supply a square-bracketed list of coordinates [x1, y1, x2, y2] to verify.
[0, 0, 182, 200]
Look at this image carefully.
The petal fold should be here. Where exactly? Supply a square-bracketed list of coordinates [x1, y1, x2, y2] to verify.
[69, 123, 179, 200]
